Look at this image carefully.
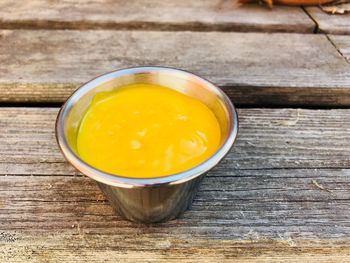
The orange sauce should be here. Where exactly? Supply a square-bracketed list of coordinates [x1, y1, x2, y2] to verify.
[77, 84, 221, 178]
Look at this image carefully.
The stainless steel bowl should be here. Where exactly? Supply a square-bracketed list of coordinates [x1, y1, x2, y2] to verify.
[56, 67, 238, 223]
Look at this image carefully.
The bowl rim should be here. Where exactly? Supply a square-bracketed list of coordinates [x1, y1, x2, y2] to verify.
[55, 66, 239, 188]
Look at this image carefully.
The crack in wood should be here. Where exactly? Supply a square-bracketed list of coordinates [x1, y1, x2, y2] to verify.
[326, 34, 350, 63]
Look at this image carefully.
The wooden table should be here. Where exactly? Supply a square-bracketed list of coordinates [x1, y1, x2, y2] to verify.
[1, 1, 350, 262]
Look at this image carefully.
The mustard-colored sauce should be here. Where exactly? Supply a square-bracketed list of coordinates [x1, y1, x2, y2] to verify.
[77, 84, 221, 178]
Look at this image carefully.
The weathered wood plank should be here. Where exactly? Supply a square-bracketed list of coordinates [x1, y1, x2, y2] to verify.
[306, 7, 350, 35]
[329, 35, 350, 63]
[0, 1, 315, 33]
[0, 171, 350, 261]
[0, 30, 349, 106]
[1, 108, 350, 173]
[1, 233, 349, 263]
[1, 170, 350, 234]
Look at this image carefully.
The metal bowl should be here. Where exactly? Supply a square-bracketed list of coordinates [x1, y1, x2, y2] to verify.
[56, 67, 238, 223]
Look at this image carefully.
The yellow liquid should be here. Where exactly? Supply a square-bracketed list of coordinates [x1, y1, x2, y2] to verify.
[77, 84, 221, 178]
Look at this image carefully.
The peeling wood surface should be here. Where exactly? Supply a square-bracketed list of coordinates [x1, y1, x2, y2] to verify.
[0, 1, 315, 33]
[0, 107, 350, 261]
[0, 30, 349, 106]
[1, 233, 349, 262]
[306, 7, 350, 35]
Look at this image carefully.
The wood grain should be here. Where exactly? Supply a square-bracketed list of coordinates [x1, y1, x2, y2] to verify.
[306, 7, 350, 35]
[1, 171, 350, 235]
[1, 108, 350, 174]
[0, 1, 315, 33]
[0, 171, 350, 262]
[0, 30, 349, 106]
[1, 233, 349, 263]
[1, 107, 350, 261]
[329, 35, 350, 63]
